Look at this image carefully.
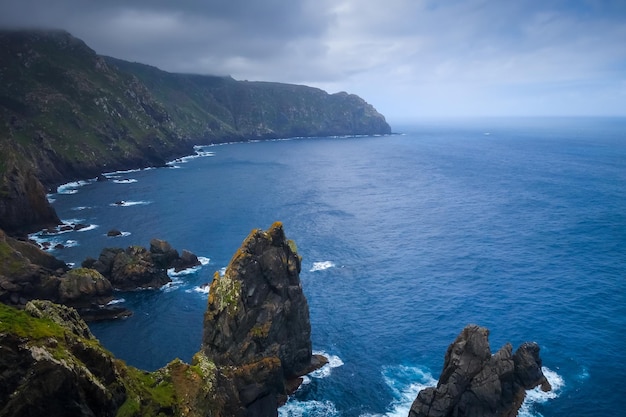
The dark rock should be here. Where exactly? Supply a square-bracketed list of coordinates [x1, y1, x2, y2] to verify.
[409, 324, 551, 417]
[110, 245, 170, 290]
[149, 238, 179, 269]
[0, 161, 60, 234]
[174, 249, 201, 272]
[84, 240, 202, 290]
[114, 200, 125, 206]
[96, 174, 108, 182]
[58, 267, 113, 307]
[202, 222, 324, 416]
[59, 224, 73, 231]
[53, 243, 65, 249]
[73, 223, 89, 231]
[107, 229, 122, 237]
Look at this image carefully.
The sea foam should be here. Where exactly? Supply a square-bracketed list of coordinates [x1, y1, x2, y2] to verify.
[519, 367, 564, 417]
[309, 351, 344, 379]
[279, 399, 338, 417]
[310, 261, 335, 272]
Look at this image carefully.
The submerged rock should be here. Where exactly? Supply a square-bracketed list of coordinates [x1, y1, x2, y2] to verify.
[202, 222, 326, 416]
[409, 324, 551, 417]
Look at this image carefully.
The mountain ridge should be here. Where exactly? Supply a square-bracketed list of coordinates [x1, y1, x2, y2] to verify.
[0, 29, 391, 234]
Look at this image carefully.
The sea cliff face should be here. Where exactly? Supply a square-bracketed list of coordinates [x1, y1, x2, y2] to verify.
[0, 223, 324, 417]
[0, 29, 391, 234]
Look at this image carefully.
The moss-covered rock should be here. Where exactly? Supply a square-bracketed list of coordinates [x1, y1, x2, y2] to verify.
[202, 222, 325, 415]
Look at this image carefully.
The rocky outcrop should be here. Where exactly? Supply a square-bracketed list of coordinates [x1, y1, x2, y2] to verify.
[0, 300, 127, 417]
[202, 222, 326, 416]
[0, 158, 60, 234]
[0, 228, 133, 320]
[0, 224, 325, 417]
[82, 238, 201, 290]
[409, 325, 552, 417]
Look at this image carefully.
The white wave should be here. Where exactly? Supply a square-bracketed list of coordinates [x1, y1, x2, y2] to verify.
[106, 298, 126, 305]
[71, 206, 91, 211]
[279, 399, 339, 417]
[103, 168, 141, 176]
[187, 284, 211, 295]
[309, 351, 344, 379]
[57, 180, 91, 194]
[47, 195, 56, 203]
[113, 179, 138, 184]
[364, 365, 437, 417]
[519, 367, 564, 417]
[167, 256, 209, 278]
[64, 240, 79, 248]
[166, 149, 215, 166]
[310, 261, 335, 272]
[218, 267, 227, 276]
[109, 200, 151, 207]
[161, 279, 183, 293]
[76, 224, 98, 232]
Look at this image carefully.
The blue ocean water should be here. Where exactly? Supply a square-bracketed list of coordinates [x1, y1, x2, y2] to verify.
[41, 117, 625, 417]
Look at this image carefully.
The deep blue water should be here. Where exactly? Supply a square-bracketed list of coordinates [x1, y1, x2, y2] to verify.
[41, 117, 626, 417]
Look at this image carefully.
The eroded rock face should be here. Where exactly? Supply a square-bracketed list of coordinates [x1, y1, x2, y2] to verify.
[409, 325, 551, 417]
[202, 222, 324, 416]
[0, 301, 126, 417]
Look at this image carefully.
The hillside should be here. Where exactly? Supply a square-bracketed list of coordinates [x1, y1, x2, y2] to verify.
[0, 29, 391, 234]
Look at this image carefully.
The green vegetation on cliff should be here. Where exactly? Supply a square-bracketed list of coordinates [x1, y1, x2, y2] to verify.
[0, 29, 391, 233]
[0, 301, 222, 417]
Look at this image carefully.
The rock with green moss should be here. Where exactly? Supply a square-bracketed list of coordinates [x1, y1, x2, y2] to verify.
[202, 222, 326, 416]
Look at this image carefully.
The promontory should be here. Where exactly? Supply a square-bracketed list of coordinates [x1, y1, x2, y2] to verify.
[0, 29, 391, 235]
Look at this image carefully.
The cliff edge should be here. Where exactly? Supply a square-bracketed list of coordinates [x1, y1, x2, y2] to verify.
[0, 29, 391, 235]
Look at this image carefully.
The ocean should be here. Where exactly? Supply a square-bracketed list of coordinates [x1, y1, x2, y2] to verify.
[38, 117, 626, 417]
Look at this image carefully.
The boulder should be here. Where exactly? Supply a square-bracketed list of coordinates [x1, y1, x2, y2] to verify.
[409, 325, 551, 417]
[58, 267, 113, 306]
[107, 229, 122, 237]
[202, 222, 326, 416]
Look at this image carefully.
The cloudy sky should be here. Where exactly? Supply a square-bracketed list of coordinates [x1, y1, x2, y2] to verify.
[1, 0, 625, 122]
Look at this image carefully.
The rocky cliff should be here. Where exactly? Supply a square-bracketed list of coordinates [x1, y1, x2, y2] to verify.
[409, 325, 552, 417]
[0, 29, 391, 235]
[0, 223, 323, 417]
[202, 222, 326, 416]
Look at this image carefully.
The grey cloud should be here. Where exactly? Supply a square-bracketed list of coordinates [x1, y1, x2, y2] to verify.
[0, 0, 624, 118]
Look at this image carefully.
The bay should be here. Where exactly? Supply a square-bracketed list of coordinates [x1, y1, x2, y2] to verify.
[44, 117, 626, 417]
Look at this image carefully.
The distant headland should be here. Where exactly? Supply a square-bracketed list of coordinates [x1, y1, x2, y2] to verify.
[0, 29, 391, 235]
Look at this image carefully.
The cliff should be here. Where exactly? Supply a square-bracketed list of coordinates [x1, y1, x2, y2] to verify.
[0, 29, 391, 234]
[0, 223, 323, 417]
[202, 222, 326, 416]
[409, 325, 552, 417]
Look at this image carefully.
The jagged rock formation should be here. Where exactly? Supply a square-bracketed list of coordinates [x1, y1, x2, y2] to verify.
[82, 238, 200, 290]
[0, 224, 324, 417]
[202, 222, 327, 416]
[0, 29, 391, 235]
[1, 230, 200, 319]
[409, 325, 552, 417]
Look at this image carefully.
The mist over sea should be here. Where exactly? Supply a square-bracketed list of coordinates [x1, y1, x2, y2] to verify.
[42, 117, 626, 417]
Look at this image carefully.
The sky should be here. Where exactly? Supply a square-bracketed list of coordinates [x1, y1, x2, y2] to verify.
[1, 0, 625, 123]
